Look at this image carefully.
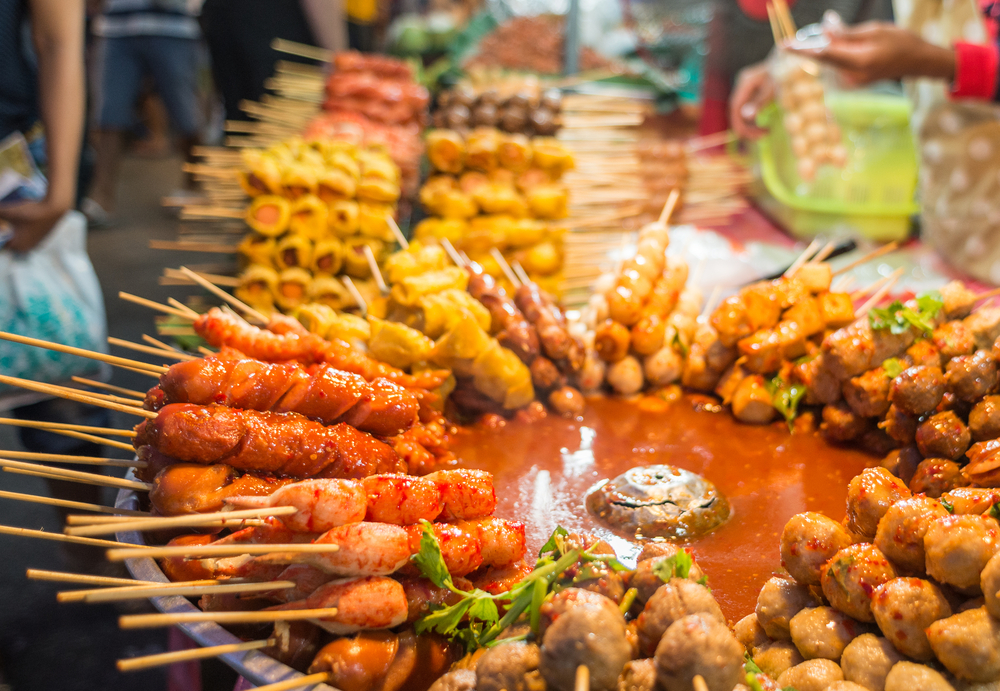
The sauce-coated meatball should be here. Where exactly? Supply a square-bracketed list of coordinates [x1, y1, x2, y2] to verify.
[538, 587, 617, 639]
[880, 446, 922, 485]
[476, 641, 540, 691]
[629, 554, 705, 606]
[881, 404, 920, 445]
[782, 513, 854, 585]
[889, 365, 945, 416]
[933, 320, 975, 362]
[821, 544, 898, 622]
[969, 395, 1000, 442]
[616, 659, 656, 691]
[926, 607, 1000, 682]
[845, 367, 892, 418]
[846, 468, 912, 540]
[924, 514, 1000, 593]
[827, 683, 869, 691]
[884, 662, 956, 691]
[874, 496, 950, 573]
[540, 596, 631, 691]
[654, 613, 744, 691]
[757, 574, 822, 640]
[909, 458, 966, 498]
[429, 669, 477, 691]
[915, 411, 970, 461]
[945, 350, 998, 402]
[636, 579, 725, 656]
[980, 551, 1000, 619]
[789, 606, 864, 661]
[753, 640, 805, 679]
[841, 634, 903, 691]
[870, 578, 952, 660]
[777, 659, 844, 691]
[735, 613, 769, 653]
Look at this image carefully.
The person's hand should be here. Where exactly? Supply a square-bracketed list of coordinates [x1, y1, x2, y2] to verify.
[0, 197, 70, 252]
[730, 62, 776, 140]
[789, 21, 956, 85]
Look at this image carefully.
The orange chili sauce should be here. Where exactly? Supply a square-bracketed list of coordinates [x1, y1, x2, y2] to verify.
[451, 394, 877, 622]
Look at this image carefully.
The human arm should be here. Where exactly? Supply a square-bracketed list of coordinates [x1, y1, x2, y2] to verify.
[729, 62, 776, 140]
[300, 0, 348, 53]
[0, 0, 85, 252]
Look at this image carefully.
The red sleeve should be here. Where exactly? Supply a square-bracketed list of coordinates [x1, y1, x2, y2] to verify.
[951, 41, 1000, 101]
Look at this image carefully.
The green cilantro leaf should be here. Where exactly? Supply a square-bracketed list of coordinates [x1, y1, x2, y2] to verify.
[989, 502, 1000, 520]
[653, 550, 694, 582]
[769, 376, 807, 431]
[410, 519, 453, 589]
[882, 358, 905, 379]
[745, 654, 763, 675]
[916, 290, 943, 317]
[538, 526, 569, 558]
[869, 291, 942, 337]
[941, 498, 955, 514]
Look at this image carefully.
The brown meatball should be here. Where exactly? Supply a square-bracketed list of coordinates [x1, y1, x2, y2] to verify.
[781, 512, 854, 585]
[636, 579, 725, 656]
[924, 514, 1000, 593]
[538, 588, 618, 639]
[789, 606, 865, 661]
[870, 577, 952, 660]
[844, 368, 892, 418]
[946, 350, 998, 402]
[905, 339, 942, 368]
[889, 366, 946, 415]
[429, 669, 477, 691]
[880, 405, 920, 445]
[476, 641, 540, 691]
[753, 640, 805, 679]
[879, 446, 922, 485]
[827, 683, 869, 691]
[540, 596, 631, 691]
[908, 458, 966, 498]
[654, 613, 744, 691]
[756, 574, 822, 640]
[969, 395, 1000, 442]
[616, 659, 656, 691]
[821, 544, 898, 622]
[982, 552, 1000, 619]
[846, 467, 912, 540]
[548, 386, 585, 418]
[883, 662, 955, 691]
[932, 321, 975, 362]
[915, 411, 970, 460]
[840, 634, 904, 691]
[874, 496, 950, 573]
[776, 659, 844, 691]
[823, 401, 872, 442]
[630, 555, 706, 606]
[531, 356, 565, 391]
[734, 613, 769, 653]
[926, 607, 1000, 683]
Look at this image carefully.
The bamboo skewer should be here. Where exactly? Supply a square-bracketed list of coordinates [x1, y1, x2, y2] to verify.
[66, 506, 299, 537]
[0, 450, 140, 468]
[832, 241, 900, 276]
[575, 665, 589, 691]
[66, 579, 296, 604]
[107, 542, 342, 561]
[120, 607, 341, 629]
[0, 416, 135, 451]
[658, 188, 681, 225]
[246, 671, 330, 691]
[693, 675, 710, 691]
[0, 374, 159, 418]
[387, 215, 408, 250]
[784, 238, 822, 276]
[180, 266, 268, 324]
[0, 489, 149, 516]
[490, 249, 521, 288]
[108, 336, 194, 362]
[0, 417, 136, 438]
[168, 297, 202, 320]
[70, 377, 145, 399]
[118, 639, 274, 673]
[341, 276, 367, 314]
[27, 568, 158, 587]
[439, 238, 464, 268]
[363, 245, 388, 294]
[0, 330, 165, 374]
[0, 459, 150, 489]
[56, 577, 230, 600]
[142, 334, 185, 356]
[856, 268, 905, 317]
[851, 269, 899, 300]
[119, 292, 196, 322]
[270, 38, 332, 62]
[0, 525, 153, 549]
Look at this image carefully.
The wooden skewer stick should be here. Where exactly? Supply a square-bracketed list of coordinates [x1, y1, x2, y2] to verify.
[58, 381, 147, 407]
[658, 188, 682, 225]
[575, 665, 590, 691]
[812, 240, 838, 264]
[850, 270, 897, 300]
[0, 416, 135, 451]
[246, 671, 330, 691]
[57, 577, 232, 599]
[0, 330, 166, 374]
[0, 459, 151, 490]
[117, 639, 274, 673]
[701, 285, 725, 320]
[180, 266, 268, 324]
[70, 377, 145, 399]
[773, 0, 797, 37]
[767, 3, 785, 44]
[68, 579, 296, 604]
[973, 285, 1000, 304]
[27, 568, 158, 587]
[856, 268, 905, 318]
[120, 607, 341, 629]
[341, 276, 367, 314]
[0, 374, 158, 418]
[0, 489, 148, 516]
[439, 238, 465, 268]
[66, 506, 298, 537]
[141, 334, 185, 357]
[363, 245, 388, 294]
[386, 215, 408, 250]
[0, 450, 141, 468]
[167, 297, 202, 320]
[0, 417, 135, 438]
[270, 38, 332, 62]
[108, 336, 193, 362]
[512, 261, 531, 287]
[693, 675, 709, 691]
[119, 291, 195, 321]
[686, 131, 736, 153]
[0, 524, 153, 549]
[832, 241, 900, 276]
[784, 238, 822, 277]
[107, 542, 341, 561]
[490, 248, 521, 288]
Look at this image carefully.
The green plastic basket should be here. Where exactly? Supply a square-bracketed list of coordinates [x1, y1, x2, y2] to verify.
[752, 90, 920, 241]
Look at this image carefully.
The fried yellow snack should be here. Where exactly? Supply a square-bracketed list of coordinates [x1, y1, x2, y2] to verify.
[316, 169, 358, 204]
[472, 184, 528, 216]
[275, 267, 312, 312]
[275, 234, 314, 271]
[466, 128, 501, 172]
[234, 264, 278, 314]
[357, 202, 396, 242]
[531, 138, 575, 177]
[526, 184, 568, 220]
[245, 195, 291, 237]
[391, 266, 468, 307]
[420, 288, 492, 339]
[239, 151, 281, 196]
[342, 237, 385, 278]
[237, 234, 277, 268]
[426, 130, 465, 174]
[518, 240, 562, 276]
[357, 176, 401, 204]
[327, 200, 360, 238]
[327, 150, 361, 181]
[431, 312, 494, 377]
[288, 195, 329, 241]
[306, 275, 354, 311]
[435, 189, 479, 220]
[358, 153, 400, 183]
[505, 218, 547, 248]
[367, 316, 434, 370]
[472, 339, 534, 409]
[280, 163, 318, 199]
[412, 218, 468, 244]
[384, 243, 450, 285]
[311, 238, 345, 275]
[515, 167, 552, 193]
[498, 134, 533, 173]
[458, 171, 490, 195]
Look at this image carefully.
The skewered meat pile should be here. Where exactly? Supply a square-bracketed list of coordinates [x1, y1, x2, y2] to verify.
[433, 84, 562, 137]
[463, 15, 613, 75]
[322, 51, 429, 129]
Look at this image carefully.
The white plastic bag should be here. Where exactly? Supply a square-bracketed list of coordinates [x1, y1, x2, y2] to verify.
[0, 210, 108, 389]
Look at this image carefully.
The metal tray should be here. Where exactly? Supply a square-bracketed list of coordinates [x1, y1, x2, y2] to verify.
[114, 484, 336, 689]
